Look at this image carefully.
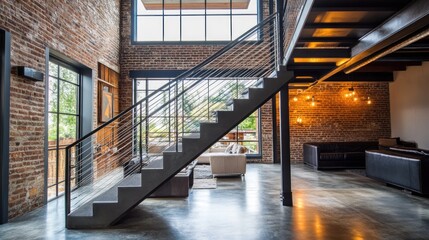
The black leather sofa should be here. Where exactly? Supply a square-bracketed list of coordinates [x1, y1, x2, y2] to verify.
[366, 148, 429, 194]
[303, 141, 378, 169]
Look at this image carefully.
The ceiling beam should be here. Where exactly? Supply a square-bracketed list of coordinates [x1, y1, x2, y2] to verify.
[315, 0, 429, 83]
[312, 0, 405, 12]
[378, 52, 429, 61]
[326, 72, 394, 82]
[293, 48, 350, 58]
[304, 23, 375, 29]
[297, 37, 357, 43]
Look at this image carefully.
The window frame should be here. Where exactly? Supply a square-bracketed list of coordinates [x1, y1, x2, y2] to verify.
[131, 0, 263, 44]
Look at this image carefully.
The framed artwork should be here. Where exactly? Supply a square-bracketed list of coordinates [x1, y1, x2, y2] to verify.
[99, 85, 113, 122]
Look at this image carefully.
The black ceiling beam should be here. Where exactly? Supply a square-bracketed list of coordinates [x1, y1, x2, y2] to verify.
[287, 63, 336, 70]
[292, 48, 350, 58]
[316, 0, 429, 82]
[297, 37, 357, 43]
[326, 72, 394, 82]
[312, 0, 405, 12]
[304, 23, 375, 29]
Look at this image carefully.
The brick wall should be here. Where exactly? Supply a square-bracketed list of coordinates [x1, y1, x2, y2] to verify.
[0, 0, 120, 219]
[288, 82, 391, 162]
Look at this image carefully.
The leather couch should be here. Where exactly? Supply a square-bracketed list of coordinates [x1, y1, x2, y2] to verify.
[366, 148, 429, 194]
[303, 141, 378, 169]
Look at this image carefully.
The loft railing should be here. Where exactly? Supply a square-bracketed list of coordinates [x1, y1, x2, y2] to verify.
[65, 12, 285, 218]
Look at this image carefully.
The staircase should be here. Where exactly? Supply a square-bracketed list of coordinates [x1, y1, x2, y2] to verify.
[65, 12, 293, 229]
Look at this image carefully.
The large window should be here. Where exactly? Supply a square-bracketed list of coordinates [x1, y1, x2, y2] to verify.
[133, 0, 260, 42]
[47, 60, 80, 200]
[134, 78, 260, 156]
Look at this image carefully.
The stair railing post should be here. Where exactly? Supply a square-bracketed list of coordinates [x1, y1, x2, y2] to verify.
[175, 80, 179, 152]
[276, 0, 285, 69]
[65, 146, 71, 226]
[139, 102, 143, 169]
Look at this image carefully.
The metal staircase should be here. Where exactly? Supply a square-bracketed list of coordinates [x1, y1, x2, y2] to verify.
[65, 12, 293, 228]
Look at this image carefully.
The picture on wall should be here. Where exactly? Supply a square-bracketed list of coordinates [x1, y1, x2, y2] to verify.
[99, 85, 113, 122]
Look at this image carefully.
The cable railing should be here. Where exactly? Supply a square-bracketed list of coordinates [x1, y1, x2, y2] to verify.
[65, 12, 283, 217]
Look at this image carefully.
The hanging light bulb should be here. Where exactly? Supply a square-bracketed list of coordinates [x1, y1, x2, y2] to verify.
[297, 117, 303, 124]
[367, 97, 372, 105]
[353, 97, 358, 101]
[293, 96, 298, 102]
[311, 96, 316, 106]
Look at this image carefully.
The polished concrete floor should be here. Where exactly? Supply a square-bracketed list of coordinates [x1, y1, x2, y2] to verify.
[1, 164, 429, 240]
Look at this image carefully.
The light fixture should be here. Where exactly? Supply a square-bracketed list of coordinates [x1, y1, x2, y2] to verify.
[293, 96, 298, 102]
[297, 117, 303, 124]
[366, 97, 372, 105]
[311, 96, 316, 107]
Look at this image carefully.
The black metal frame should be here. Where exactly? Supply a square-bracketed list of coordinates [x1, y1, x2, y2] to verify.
[131, 0, 262, 44]
[0, 28, 11, 224]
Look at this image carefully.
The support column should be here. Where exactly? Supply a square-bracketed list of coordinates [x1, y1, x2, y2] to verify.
[272, 95, 279, 164]
[0, 29, 11, 224]
[279, 84, 292, 206]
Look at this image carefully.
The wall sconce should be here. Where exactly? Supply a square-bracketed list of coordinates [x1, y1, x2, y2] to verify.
[366, 97, 372, 105]
[310, 96, 316, 107]
[297, 117, 303, 124]
[345, 86, 356, 98]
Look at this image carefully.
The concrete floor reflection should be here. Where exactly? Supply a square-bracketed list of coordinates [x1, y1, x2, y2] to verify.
[0, 164, 428, 240]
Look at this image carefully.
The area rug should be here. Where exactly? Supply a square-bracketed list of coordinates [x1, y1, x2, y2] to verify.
[193, 178, 217, 189]
[194, 165, 213, 179]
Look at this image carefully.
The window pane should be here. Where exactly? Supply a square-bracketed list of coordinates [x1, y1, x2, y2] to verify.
[59, 81, 78, 114]
[136, 91, 146, 102]
[232, 15, 257, 40]
[148, 79, 169, 90]
[136, 80, 146, 90]
[182, 16, 205, 41]
[207, 16, 231, 41]
[182, 0, 205, 15]
[58, 115, 77, 144]
[137, 0, 163, 15]
[48, 113, 58, 143]
[164, 0, 180, 15]
[137, 16, 163, 41]
[59, 66, 78, 84]
[49, 62, 58, 77]
[49, 77, 58, 112]
[164, 16, 180, 41]
[207, 0, 230, 14]
[232, 0, 257, 14]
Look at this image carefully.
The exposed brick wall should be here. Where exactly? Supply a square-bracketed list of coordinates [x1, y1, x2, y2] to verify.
[0, 0, 120, 219]
[288, 82, 391, 162]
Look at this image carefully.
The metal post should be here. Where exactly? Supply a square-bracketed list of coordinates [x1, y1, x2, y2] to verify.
[175, 81, 179, 151]
[272, 95, 279, 163]
[65, 147, 71, 226]
[0, 29, 11, 224]
[139, 103, 143, 170]
[277, 0, 285, 67]
[279, 84, 292, 206]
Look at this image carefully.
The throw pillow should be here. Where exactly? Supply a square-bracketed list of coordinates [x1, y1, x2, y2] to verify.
[238, 145, 248, 154]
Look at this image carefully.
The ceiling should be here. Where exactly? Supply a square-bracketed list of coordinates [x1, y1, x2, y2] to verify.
[285, 0, 429, 89]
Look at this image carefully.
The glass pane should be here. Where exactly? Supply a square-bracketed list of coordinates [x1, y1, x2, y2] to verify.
[59, 81, 78, 114]
[49, 62, 58, 77]
[242, 141, 258, 153]
[207, 16, 231, 41]
[148, 79, 169, 90]
[164, 0, 180, 15]
[136, 80, 146, 90]
[57, 149, 66, 183]
[59, 66, 78, 84]
[137, 16, 163, 41]
[182, 16, 205, 41]
[137, 0, 163, 15]
[164, 16, 180, 41]
[182, 0, 205, 14]
[232, 0, 257, 14]
[48, 113, 58, 143]
[49, 77, 58, 112]
[47, 186, 57, 200]
[136, 91, 146, 102]
[232, 15, 258, 40]
[47, 149, 57, 186]
[207, 0, 230, 14]
[58, 115, 77, 145]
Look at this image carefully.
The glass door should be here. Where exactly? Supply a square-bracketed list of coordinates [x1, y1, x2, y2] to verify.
[47, 60, 80, 200]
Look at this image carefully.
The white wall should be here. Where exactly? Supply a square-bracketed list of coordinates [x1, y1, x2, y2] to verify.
[390, 62, 429, 149]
